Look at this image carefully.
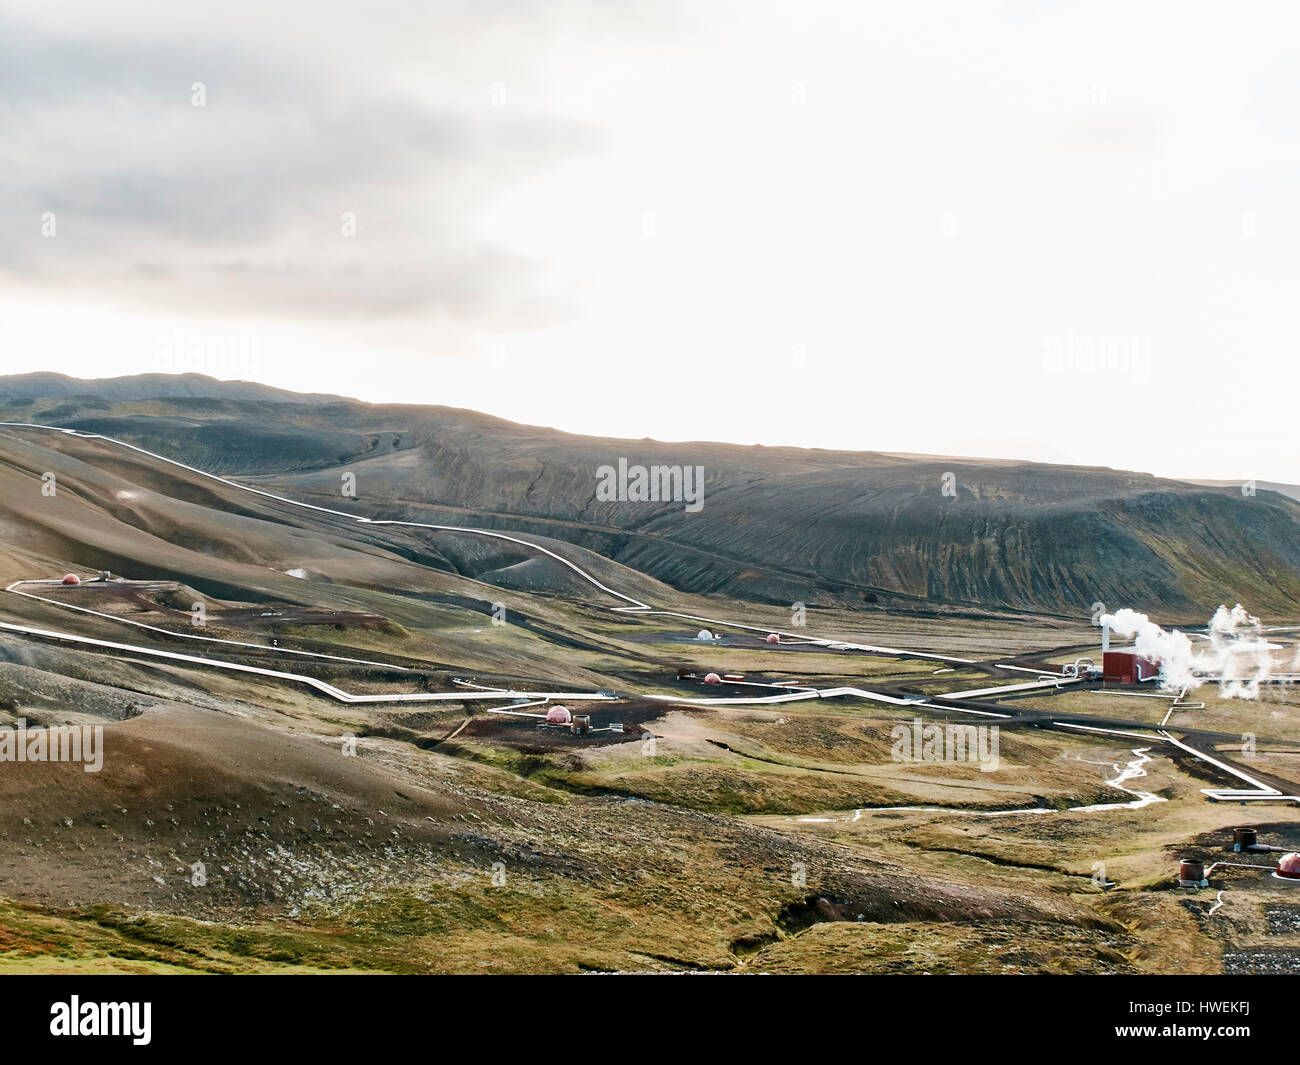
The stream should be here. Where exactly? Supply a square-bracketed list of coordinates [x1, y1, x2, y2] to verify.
[793, 746, 1167, 823]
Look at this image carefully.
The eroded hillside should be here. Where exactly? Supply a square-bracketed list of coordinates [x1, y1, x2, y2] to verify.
[4, 373, 1298, 619]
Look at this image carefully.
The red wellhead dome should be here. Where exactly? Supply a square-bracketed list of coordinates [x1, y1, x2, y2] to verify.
[61, 573, 81, 586]
[1278, 853, 1300, 879]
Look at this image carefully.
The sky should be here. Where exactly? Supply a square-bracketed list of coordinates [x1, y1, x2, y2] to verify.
[2, 1, 1300, 482]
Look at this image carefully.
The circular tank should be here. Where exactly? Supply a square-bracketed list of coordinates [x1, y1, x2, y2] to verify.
[60, 573, 80, 586]
[545, 705, 572, 725]
[703, 673, 722, 685]
[1233, 826, 1258, 851]
[1178, 858, 1205, 886]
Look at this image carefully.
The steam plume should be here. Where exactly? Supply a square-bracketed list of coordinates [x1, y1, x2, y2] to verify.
[1101, 604, 1279, 699]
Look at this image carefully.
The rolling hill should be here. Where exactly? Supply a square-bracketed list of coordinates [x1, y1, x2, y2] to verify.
[3, 372, 1298, 620]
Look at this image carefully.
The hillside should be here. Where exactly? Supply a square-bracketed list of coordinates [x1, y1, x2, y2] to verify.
[3, 372, 1298, 619]
[1, 374, 1298, 977]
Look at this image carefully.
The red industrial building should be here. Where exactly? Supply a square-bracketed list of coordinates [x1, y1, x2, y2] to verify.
[1103, 651, 1159, 684]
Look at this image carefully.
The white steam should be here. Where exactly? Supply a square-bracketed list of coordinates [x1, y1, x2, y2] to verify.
[1101, 604, 1280, 699]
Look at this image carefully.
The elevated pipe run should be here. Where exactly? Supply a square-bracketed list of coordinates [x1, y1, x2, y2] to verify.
[1203, 861, 1274, 877]
[937, 675, 1090, 700]
[1157, 731, 1300, 802]
[5, 580, 412, 672]
[0, 421, 977, 666]
[0, 620, 613, 706]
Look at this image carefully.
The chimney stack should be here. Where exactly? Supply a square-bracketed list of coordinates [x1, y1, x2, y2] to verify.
[1101, 620, 1110, 654]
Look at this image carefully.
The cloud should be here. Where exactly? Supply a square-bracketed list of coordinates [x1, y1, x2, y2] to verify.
[0, 11, 603, 325]
[5, 0, 1300, 485]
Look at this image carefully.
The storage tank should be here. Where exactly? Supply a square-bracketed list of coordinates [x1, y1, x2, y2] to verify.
[765, 633, 780, 644]
[703, 673, 722, 685]
[696, 629, 714, 642]
[1233, 826, 1258, 852]
[1178, 858, 1206, 887]
[60, 573, 81, 586]
[545, 705, 572, 725]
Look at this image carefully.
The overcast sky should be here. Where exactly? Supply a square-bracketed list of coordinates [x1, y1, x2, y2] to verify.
[2, 1, 1299, 482]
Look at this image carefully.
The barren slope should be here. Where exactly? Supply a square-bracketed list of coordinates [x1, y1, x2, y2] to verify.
[4, 373, 1297, 618]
